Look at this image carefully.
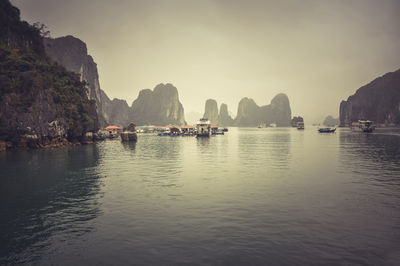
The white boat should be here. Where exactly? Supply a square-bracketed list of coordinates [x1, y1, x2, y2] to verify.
[196, 118, 211, 137]
[351, 120, 375, 133]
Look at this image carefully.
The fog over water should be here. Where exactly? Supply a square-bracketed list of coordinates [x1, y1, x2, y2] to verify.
[10, 0, 400, 122]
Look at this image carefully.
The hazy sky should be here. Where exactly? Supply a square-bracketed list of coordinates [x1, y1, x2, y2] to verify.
[11, 0, 400, 123]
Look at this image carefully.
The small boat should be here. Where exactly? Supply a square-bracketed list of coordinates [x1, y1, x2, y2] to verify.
[297, 122, 304, 130]
[318, 127, 336, 133]
[213, 128, 225, 135]
[196, 118, 211, 137]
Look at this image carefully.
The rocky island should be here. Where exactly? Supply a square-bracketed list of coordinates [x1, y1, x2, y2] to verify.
[234, 93, 292, 127]
[0, 0, 98, 151]
[340, 69, 400, 127]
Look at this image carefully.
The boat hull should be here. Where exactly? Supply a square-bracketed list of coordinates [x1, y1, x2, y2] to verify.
[318, 128, 336, 133]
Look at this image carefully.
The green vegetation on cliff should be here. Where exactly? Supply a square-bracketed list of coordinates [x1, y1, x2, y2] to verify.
[0, 0, 98, 142]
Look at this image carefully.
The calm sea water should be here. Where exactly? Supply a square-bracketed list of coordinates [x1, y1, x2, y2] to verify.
[1, 127, 400, 266]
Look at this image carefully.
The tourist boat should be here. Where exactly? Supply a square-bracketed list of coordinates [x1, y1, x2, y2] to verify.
[213, 128, 225, 135]
[351, 120, 375, 133]
[318, 127, 336, 133]
[196, 118, 211, 137]
[297, 121, 305, 130]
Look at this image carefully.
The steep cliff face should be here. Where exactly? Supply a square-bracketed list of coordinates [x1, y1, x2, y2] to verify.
[203, 99, 219, 125]
[234, 94, 292, 127]
[339, 69, 400, 126]
[234, 98, 261, 126]
[131, 83, 185, 125]
[219, 103, 234, 126]
[44, 36, 106, 126]
[100, 90, 132, 127]
[0, 0, 98, 149]
[265, 93, 291, 126]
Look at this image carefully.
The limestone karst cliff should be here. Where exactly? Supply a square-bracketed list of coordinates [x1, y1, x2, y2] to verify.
[44, 35, 106, 126]
[100, 90, 132, 127]
[340, 69, 400, 127]
[219, 103, 234, 126]
[203, 99, 219, 125]
[0, 0, 98, 149]
[131, 83, 185, 125]
[234, 93, 292, 127]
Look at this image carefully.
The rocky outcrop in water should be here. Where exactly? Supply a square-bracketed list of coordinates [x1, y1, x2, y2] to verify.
[203, 99, 219, 125]
[234, 93, 292, 127]
[44, 35, 106, 126]
[234, 98, 261, 126]
[0, 0, 98, 150]
[100, 90, 132, 127]
[339, 69, 400, 127]
[323, 115, 339, 126]
[131, 83, 185, 125]
[219, 103, 234, 126]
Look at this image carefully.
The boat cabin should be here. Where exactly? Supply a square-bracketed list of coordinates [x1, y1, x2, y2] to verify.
[196, 118, 211, 137]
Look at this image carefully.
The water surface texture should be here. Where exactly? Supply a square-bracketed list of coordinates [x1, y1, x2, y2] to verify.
[1, 128, 400, 265]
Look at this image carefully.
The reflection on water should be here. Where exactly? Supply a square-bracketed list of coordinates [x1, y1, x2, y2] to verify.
[0, 145, 102, 265]
[339, 130, 400, 184]
[238, 128, 291, 172]
[1, 128, 400, 265]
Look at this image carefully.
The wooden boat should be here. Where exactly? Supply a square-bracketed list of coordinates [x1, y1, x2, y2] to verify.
[318, 127, 336, 133]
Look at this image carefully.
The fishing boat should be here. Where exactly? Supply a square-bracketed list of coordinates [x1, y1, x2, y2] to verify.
[196, 118, 211, 137]
[297, 121, 305, 130]
[351, 120, 375, 133]
[318, 127, 336, 133]
[212, 128, 225, 135]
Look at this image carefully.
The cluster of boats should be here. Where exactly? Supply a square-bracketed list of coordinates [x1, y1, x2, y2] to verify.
[157, 118, 227, 137]
[258, 120, 376, 133]
[318, 120, 375, 133]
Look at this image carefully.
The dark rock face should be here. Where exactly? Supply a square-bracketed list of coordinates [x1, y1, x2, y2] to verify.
[100, 90, 132, 127]
[131, 83, 185, 125]
[323, 115, 339, 126]
[234, 98, 262, 126]
[234, 93, 292, 127]
[291, 116, 304, 127]
[44, 36, 106, 126]
[339, 69, 400, 127]
[203, 99, 219, 125]
[219, 103, 234, 126]
[0, 0, 98, 149]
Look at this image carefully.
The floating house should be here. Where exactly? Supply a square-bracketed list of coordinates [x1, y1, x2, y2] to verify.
[181, 125, 195, 136]
[105, 125, 121, 134]
[170, 127, 181, 136]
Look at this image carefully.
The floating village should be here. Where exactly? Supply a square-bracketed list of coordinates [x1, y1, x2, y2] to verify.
[99, 117, 378, 144]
